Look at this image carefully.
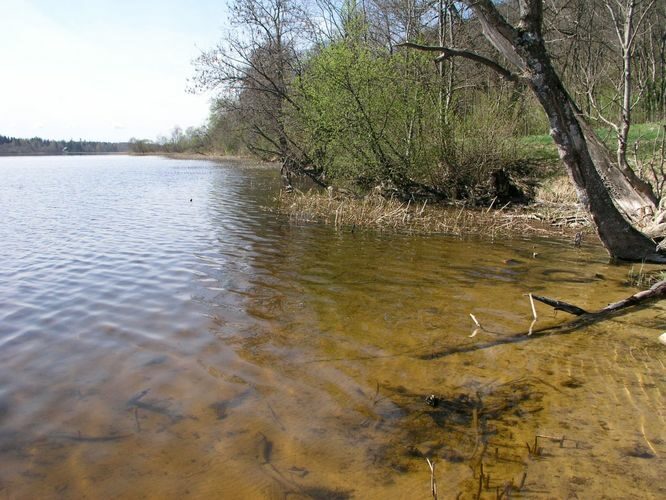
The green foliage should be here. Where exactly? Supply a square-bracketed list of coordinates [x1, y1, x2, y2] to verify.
[192, 0, 664, 202]
[289, 39, 529, 200]
[293, 40, 427, 191]
[435, 93, 528, 200]
[291, 40, 422, 187]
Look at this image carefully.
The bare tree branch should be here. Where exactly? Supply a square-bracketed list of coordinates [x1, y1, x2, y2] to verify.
[396, 41, 523, 82]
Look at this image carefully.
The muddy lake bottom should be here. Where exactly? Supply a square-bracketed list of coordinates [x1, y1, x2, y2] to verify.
[0, 155, 664, 499]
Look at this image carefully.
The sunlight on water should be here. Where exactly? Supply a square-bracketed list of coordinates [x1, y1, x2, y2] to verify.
[0, 155, 664, 498]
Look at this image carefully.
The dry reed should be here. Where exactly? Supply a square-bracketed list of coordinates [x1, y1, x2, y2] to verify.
[277, 190, 591, 240]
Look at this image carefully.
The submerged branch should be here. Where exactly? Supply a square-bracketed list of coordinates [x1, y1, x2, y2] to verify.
[419, 280, 666, 360]
[531, 295, 589, 316]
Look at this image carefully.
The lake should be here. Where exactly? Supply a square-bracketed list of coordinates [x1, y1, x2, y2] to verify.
[0, 155, 663, 498]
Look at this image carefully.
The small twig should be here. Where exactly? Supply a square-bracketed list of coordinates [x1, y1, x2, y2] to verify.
[525, 436, 541, 457]
[486, 196, 497, 213]
[527, 293, 538, 335]
[519, 471, 527, 490]
[134, 408, 141, 433]
[476, 463, 483, 499]
[469, 313, 484, 338]
[529, 293, 538, 320]
[498, 201, 511, 212]
[536, 434, 567, 447]
[426, 457, 438, 499]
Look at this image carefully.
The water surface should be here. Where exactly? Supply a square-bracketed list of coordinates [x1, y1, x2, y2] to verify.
[0, 155, 664, 498]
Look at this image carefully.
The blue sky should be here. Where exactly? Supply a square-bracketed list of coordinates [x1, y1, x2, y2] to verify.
[1, 0, 229, 142]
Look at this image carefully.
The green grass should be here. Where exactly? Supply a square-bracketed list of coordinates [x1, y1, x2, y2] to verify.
[521, 133, 553, 146]
[519, 132, 559, 163]
[520, 121, 665, 164]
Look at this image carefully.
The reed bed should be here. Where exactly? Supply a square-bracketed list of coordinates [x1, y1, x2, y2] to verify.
[277, 190, 592, 240]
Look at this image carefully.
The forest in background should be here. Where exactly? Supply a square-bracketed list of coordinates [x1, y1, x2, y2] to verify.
[139, 0, 664, 205]
[0, 135, 129, 155]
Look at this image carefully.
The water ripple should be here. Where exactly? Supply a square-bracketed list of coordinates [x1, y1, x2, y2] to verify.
[1, 155, 663, 498]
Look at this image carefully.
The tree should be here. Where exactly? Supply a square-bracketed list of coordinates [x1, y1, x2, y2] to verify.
[573, 0, 658, 206]
[401, 0, 665, 262]
[293, 34, 441, 192]
[191, 0, 319, 187]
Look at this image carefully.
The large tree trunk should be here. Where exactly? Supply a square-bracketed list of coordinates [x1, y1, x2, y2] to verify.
[528, 64, 661, 260]
[577, 118, 656, 223]
[469, 1, 664, 262]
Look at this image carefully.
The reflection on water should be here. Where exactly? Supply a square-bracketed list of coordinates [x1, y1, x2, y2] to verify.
[0, 155, 664, 498]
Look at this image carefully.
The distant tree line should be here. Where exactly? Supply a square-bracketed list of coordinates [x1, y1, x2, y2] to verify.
[188, 0, 664, 202]
[128, 126, 209, 154]
[0, 135, 129, 155]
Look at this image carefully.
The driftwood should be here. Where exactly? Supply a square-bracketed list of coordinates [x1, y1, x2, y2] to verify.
[531, 295, 589, 316]
[419, 280, 666, 360]
[533, 279, 666, 316]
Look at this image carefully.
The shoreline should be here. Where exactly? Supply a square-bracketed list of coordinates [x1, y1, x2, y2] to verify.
[276, 189, 596, 242]
[141, 152, 599, 243]
[158, 152, 256, 162]
[153, 152, 280, 169]
[136, 152, 598, 243]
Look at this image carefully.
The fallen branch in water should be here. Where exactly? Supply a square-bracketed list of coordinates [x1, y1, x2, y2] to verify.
[530, 295, 589, 316]
[534, 279, 666, 316]
[420, 280, 666, 360]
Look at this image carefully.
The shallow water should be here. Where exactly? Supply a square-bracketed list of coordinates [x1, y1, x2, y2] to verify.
[0, 155, 664, 499]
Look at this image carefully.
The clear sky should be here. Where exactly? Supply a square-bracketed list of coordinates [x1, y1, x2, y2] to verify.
[0, 0, 229, 142]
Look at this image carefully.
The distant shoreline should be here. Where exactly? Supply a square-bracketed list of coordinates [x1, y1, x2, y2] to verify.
[0, 152, 129, 157]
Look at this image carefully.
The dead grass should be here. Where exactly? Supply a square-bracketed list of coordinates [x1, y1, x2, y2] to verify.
[535, 174, 579, 204]
[277, 190, 592, 240]
[626, 265, 666, 289]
